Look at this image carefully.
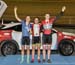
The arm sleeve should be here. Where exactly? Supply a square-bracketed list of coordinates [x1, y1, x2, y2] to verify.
[56, 11, 64, 19]
[53, 11, 64, 22]
[55, 11, 64, 21]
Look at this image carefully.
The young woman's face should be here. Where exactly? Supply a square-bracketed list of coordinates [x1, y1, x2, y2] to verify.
[45, 14, 50, 20]
[25, 16, 31, 23]
[34, 18, 39, 24]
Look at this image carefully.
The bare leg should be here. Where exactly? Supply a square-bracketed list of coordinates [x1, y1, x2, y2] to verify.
[20, 45, 25, 63]
[47, 45, 51, 59]
[37, 45, 40, 60]
[37, 44, 41, 63]
[31, 45, 35, 62]
[47, 45, 51, 63]
[26, 45, 30, 63]
[43, 45, 46, 62]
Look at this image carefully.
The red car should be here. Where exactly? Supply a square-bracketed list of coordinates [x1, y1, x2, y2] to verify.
[0, 23, 75, 56]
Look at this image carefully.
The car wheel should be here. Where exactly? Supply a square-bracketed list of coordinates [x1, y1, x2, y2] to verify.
[1, 40, 18, 56]
[58, 39, 75, 56]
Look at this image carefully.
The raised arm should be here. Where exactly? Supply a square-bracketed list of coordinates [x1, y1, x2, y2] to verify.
[55, 6, 66, 20]
[14, 6, 22, 22]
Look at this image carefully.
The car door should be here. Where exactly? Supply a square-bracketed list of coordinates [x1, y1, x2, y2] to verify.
[12, 24, 22, 50]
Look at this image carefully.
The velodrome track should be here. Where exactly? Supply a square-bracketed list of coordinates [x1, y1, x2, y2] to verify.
[0, 54, 75, 65]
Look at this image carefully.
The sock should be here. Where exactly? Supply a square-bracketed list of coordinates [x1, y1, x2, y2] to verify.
[32, 55, 34, 60]
[38, 56, 40, 60]
[27, 55, 30, 63]
[48, 54, 50, 60]
[20, 55, 24, 63]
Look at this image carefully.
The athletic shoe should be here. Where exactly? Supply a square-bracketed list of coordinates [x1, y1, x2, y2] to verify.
[42, 59, 46, 62]
[20, 59, 24, 64]
[31, 59, 34, 63]
[47, 59, 51, 63]
[38, 59, 41, 63]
